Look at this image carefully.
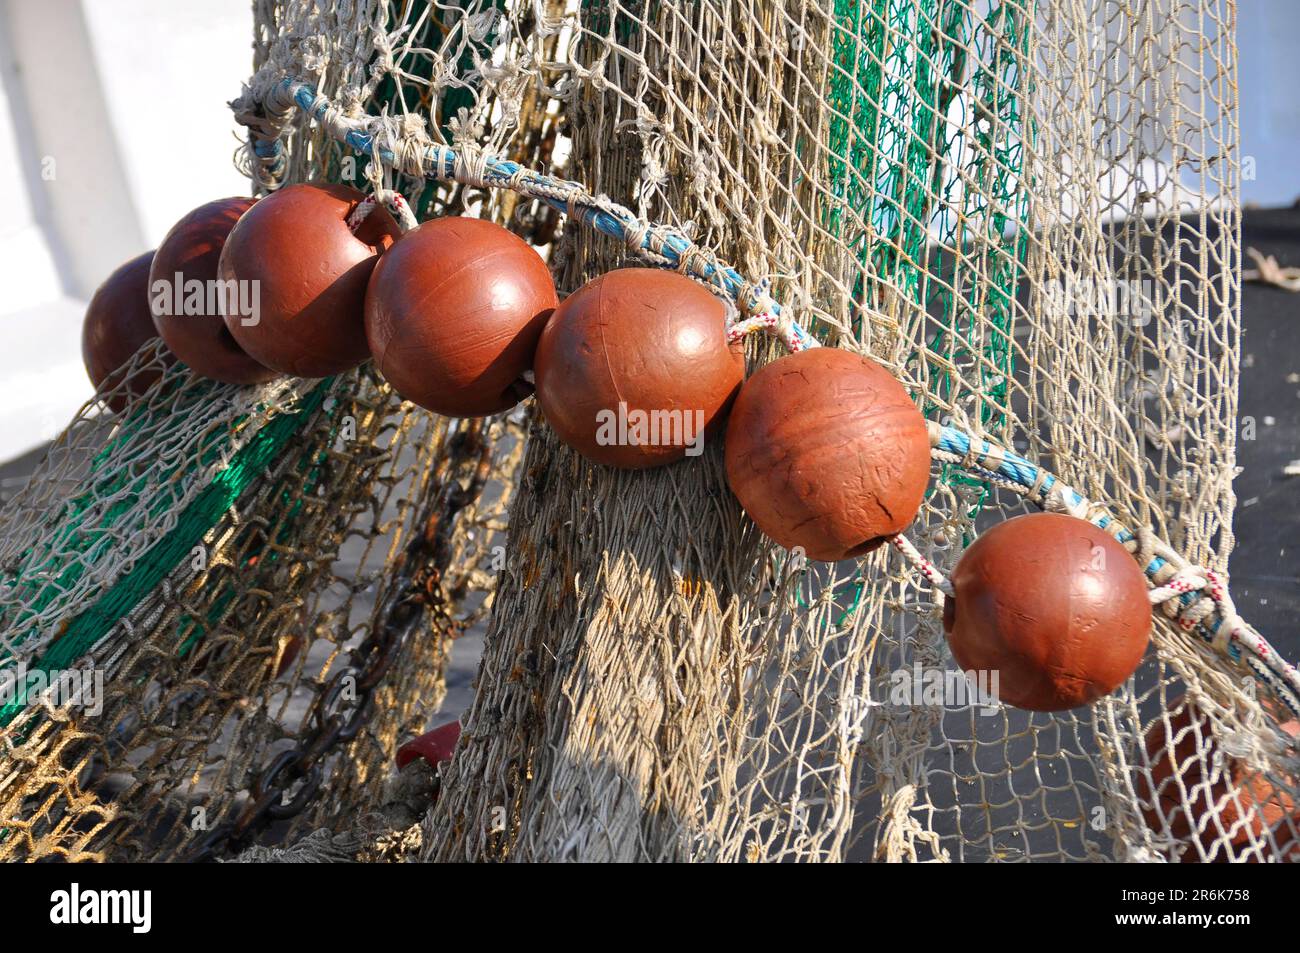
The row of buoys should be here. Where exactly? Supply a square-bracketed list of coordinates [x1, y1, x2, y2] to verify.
[79, 189, 1184, 719]
[80, 187, 1293, 856]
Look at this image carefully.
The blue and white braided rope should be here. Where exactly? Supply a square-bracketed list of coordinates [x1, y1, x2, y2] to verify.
[925, 420, 1299, 714]
[246, 77, 818, 352]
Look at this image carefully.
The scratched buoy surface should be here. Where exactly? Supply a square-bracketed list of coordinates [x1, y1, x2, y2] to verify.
[219, 183, 400, 377]
[724, 347, 929, 561]
[943, 512, 1151, 712]
[534, 268, 744, 468]
[365, 217, 557, 417]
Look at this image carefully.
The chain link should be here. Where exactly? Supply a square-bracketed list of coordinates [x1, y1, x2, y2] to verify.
[188, 418, 491, 861]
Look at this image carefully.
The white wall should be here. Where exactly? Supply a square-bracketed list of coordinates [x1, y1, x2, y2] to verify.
[0, 0, 252, 458]
[0, 5, 67, 316]
[80, 0, 253, 248]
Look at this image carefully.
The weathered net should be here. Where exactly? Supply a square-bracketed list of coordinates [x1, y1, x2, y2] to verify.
[1, 0, 1296, 863]
[0, 348, 527, 860]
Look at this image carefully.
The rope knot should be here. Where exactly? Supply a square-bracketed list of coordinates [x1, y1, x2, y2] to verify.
[451, 141, 493, 190]
[347, 189, 418, 234]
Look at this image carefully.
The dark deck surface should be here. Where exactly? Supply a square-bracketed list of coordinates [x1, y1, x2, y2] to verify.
[1229, 205, 1300, 653]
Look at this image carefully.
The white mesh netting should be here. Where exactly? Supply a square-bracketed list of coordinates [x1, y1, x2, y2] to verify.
[0, 0, 1295, 863]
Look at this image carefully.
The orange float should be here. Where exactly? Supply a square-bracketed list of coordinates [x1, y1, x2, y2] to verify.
[535, 268, 743, 468]
[82, 251, 171, 411]
[150, 197, 277, 385]
[219, 183, 400, 377]
[1139, 696, 1299, 861]
[724, 347, 929, 560]
[365, 217, 556, 417]
[943, 513, 1151, 711]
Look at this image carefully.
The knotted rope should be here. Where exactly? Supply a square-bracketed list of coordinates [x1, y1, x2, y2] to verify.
[885, 423, 1300, 716]
[232, 73, 1300, 723]
[1242, 247, 1300, 293]
[347, 189, 418, 234]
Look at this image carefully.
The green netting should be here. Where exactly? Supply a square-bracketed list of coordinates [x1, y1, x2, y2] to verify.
[827, 2, 1030, 529]
[335, 0, 506, 219]
[0, 377, 333, 725]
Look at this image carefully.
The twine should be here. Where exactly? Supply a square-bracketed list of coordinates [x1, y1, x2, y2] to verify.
[0, 380, 336, 727]
[885, 430, 1300, 717]
[232, 72, 1298, 721]
[241, 77, 819, 353]
[347, 190, 418, 233]
[1242, 247, 1300, 293]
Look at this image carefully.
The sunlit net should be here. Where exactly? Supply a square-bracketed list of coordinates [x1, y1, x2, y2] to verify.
[0, 0, 1293, 863]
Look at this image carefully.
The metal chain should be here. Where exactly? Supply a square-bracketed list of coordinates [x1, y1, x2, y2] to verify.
[189, 417, 492, 861]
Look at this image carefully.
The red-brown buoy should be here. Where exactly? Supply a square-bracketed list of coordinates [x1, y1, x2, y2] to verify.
[365, 217, 557, 417]
[1138, 696, 1298, 861]
[218, 183, 401, 377]
[942, 512, 1151, 711]
[82, 250, 171, 411]
[723, 347, 929, 561]
[533, 268, 744, 468]
[150, 197, 278, 385]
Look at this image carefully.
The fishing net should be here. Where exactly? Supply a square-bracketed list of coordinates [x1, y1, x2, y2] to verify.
[0, 350, 526, 861]
[1, 0, 1296, 863]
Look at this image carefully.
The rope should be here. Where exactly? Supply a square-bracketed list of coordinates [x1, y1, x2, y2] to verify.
[348, 189, 419, 233]
[244, 77, 818, 352]
[234, 73, 1300, 720]
[878, 422, 1300, 716]
[1242, 247, 1300, 292]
